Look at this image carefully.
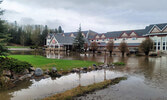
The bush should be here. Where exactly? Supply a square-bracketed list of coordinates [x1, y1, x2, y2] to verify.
[0, 57, 32, 74]
[113, 62, 125, 66]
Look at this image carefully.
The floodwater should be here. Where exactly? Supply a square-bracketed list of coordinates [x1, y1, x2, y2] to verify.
[3, 51, 167, 100]
[0, 70, 125, 100]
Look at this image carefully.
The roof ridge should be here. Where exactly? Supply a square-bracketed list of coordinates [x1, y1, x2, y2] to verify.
[107, 29, 145, 33]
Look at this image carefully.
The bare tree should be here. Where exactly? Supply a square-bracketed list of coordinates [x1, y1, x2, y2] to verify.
[84, 43, 88, 52]
[106, 40, 114, 56]
[119, 41, 128, 57]
[90, 42, 98, 56]
[139, 38, 153, 55]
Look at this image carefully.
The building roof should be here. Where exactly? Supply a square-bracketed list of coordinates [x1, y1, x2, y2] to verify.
[102, 29, 146, 39]
[144, 23, 167, 35]
[54, 34, 74, 45]
[64, 31, 88, 37]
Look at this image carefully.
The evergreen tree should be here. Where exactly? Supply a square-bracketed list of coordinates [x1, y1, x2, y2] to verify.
[0, 44, 8, 56]
[0, 1, 9, 56]
[58, 26, 63, 33]
[73, 26, 85, 51]
[55, 28, 58, 33]
[0, 1, 9, 44]
[41, 25, 48, 45]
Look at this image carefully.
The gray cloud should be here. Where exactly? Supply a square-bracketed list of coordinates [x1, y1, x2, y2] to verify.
[1, 0, 167, 32]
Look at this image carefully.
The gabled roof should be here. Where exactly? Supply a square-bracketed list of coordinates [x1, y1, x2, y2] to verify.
[46, 33, 55, 39]
[54, 34, 74, 45]
[64, 31, 89, 37]
[104, 29, 146, 38]
[145, 23, 167, 34]
[152, 23, 167, 30]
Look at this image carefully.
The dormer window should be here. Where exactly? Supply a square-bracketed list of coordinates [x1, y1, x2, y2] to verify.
[121, 32, 128, 38]
[101, 34, 106, 38]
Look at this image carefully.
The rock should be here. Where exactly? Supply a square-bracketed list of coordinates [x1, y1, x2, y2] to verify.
[29, 67, 35, 71]
[3, 70, 11, 77]
[22, 69, 29, 75]
[12, 74, 19, 80]
[30, 71, 34, 76]
[35, 68, 43, 76]
[49, 72, 61, 77]
[1, 76, 10, 83]
[44, 69, 50, 74]
[80, 67, 84, 70]
[83, 67, 87, 70]
[19, 74, 32, 81]
[71, 68, 76, 73]
[93, 64, 96, 67]
[99, 65, 103, 67]
[103, 65, 109, 68]
[44, 75, 50, 78]
[52, 67, 57, 73]
[88, 67, 92, 71]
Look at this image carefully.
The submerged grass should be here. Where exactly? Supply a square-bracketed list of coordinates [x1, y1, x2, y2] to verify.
[43, 77, 127, 100]
[9, 55, 98, 71]
[113, 62, 125, 66]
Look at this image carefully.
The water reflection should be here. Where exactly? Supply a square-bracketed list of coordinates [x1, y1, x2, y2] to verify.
[0, 70, 125, 100]
[8, 51, 167, 100]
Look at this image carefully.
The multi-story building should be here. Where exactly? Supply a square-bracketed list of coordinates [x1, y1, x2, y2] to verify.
[46, 23, 167, 52]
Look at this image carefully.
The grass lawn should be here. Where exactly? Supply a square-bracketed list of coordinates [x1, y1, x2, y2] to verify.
[7, 46, 30, 48]
[9, 55, 98, 71]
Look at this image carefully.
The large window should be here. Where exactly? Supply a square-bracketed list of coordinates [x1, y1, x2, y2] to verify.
[158, 42, 160, 50]
[132, 37, 137, 40]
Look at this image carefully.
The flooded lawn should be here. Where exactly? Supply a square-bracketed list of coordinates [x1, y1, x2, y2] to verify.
[5, 51, 167, 100]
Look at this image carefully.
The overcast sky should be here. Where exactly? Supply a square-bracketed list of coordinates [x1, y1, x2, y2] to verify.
[1, 0, 167, 33]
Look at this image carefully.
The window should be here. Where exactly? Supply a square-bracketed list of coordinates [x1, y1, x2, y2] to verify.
[163, 46, 165, 50]
[132, 37, 137, 40]
[123, 38, 126, 41]
[114, 38, 117, 41]
[154, 42, 156, 46]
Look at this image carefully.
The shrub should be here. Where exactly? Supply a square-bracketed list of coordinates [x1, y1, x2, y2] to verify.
[0, 57, 32, 74]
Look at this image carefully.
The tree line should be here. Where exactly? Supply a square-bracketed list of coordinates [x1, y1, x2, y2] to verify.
[6, 22, 64, 46]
